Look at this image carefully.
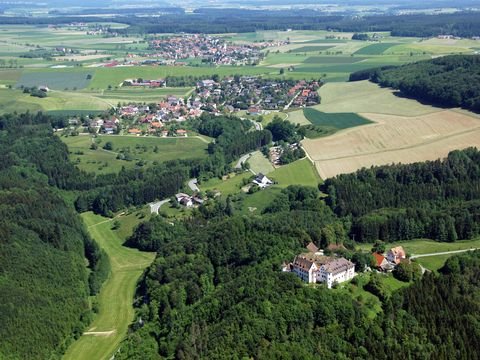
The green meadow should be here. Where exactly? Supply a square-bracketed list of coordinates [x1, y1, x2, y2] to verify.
[63, 211, 155, 360]
[303, 108, 372, 129]
[61, 135, 209, 174]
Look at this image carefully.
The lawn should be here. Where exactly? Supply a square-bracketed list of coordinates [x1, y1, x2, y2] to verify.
[236, 186, 283, 215]
[269, 158, 321, 187]
[63, 210, 155, 360]
[416, 255, 453, 273]
[354, 43, 398, 55]
[303, 108, 372, 129]
[200, 172, 252, 196]
[61, 135, 209, 174]
[248, 151, 275, 175]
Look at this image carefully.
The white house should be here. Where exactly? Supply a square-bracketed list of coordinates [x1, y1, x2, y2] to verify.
[253, 173, 273, 189]
[318, 258, 355, 288]
[175, 193, 193, 207]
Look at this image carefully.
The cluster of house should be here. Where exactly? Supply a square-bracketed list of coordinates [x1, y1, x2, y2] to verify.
[287, 80, 321, 108]
[283, 243, 355, 289]
[117, 96, 204, 135]
[195, 76, 321, 112]
[269, 143, 301, 166]
[372, 246, 407, 271]
[123, 78, 166, 88]
[147, 34, 284, 65]
[88, 118, 120, 134]
[175, 193, 204, 207]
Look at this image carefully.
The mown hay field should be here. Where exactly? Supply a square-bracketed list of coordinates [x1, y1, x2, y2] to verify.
[303, 110, 480, 179]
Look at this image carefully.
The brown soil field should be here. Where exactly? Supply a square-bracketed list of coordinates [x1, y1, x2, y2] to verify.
[302, 110, 480, 179]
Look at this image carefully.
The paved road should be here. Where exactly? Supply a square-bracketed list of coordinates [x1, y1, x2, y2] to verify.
[188, 178, 200, 192]
[235, 153, 252, 169]
[411, 248, 478, 259]
[149, 199, 171, 214]
[251, 120, 263, 131]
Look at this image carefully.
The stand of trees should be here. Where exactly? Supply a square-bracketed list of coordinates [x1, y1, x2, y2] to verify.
[349, 55, 480, 112]
[0, 113, 109, 359]
[321, 148, 480, 243]
[3, 11, 480, 37]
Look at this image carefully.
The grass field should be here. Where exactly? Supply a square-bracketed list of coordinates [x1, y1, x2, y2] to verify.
[291, 45, 335, 53]
[303, 108, 480, 179]
[17, 69, 94, 90]
[314, 80, 441, 116]
[248, 151, 275, 174]
[63, 211, 155, 360]
[354, 43, 398, 55]
[303, 108, 372, 129]
[200, 172, 252, 196]
[89, 66, 274, 89]
[416, 255, 452, 273]
[269, 158, 321, 187]
[303, 56, 365, 64]
[62, 135, 209, 174]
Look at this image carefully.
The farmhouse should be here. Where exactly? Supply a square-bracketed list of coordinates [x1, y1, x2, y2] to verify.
[253, 173, 273, 189]
[128, 128, 142, 136]
[387, 246, 406, 265]
[175, 193, 193, 207]
[373, 253, 393, 271]
[176, 129, 188, 137]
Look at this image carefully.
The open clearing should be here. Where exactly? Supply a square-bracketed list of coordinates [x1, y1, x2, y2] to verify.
[62, 135, 209, 174]
[303, 109, 480, 179]
[248, 151, 275, 175]
[63, 211, 155, 360]
[313, 81, 441, 116]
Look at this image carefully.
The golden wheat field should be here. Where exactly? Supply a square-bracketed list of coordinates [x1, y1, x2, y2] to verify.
[302, 110, 480, 179]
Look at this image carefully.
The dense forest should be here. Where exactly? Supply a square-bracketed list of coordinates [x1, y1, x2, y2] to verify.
[0, 113, 109, 359]
[119, 178, 480, 359]
[1, 11, 480, 37]
[322, 148, 480, 242]
[349, 55, 480, 112]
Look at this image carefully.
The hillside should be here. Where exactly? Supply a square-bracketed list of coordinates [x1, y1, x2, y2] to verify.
[0, 114, 109, 359]
[118, 176, 480, 359]
[349, 55, 480, 112]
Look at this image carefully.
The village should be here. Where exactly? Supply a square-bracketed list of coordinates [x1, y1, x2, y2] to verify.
[195, 76, 321, 112]
[147, 34, 288, 65]
[88, 76, 322, 137]
[283, 243, 407, 289]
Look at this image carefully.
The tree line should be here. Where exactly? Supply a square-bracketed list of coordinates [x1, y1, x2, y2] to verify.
[3, 11, 480, 37]
[321, 148, 480, 243]
[0, 113, 110, 359]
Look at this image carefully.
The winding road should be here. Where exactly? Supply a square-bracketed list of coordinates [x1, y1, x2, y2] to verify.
[149, 199, 171, 214]
[411, 248, 478, 259]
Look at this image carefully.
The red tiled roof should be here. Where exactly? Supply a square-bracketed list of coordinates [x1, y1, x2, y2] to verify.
[373, 253, 386, 267]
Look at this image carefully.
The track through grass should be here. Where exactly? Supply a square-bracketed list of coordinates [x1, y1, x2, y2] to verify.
[63, 211, 155, 360]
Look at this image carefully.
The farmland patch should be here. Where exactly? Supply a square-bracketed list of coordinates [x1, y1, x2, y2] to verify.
[354, 43, 398, 55]
[17, 70, 93, 90]
[303, 110, 480, 179]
